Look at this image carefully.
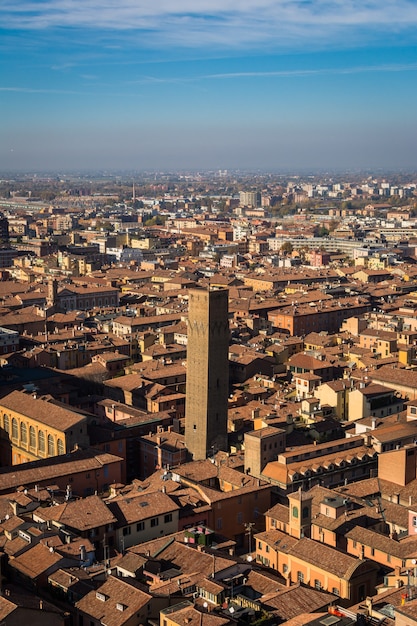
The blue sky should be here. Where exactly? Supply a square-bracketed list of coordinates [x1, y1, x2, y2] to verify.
[1, 0, 417, 172]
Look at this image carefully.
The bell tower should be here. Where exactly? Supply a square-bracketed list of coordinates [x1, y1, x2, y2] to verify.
[288, 488, 313, 539]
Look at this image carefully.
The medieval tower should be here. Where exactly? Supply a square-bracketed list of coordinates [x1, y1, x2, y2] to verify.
[185, 288, 229, 460]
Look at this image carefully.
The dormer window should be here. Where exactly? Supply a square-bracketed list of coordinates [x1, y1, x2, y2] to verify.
[96, 592, 107, 602]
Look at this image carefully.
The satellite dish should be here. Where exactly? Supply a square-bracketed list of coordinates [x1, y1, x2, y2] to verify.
[49, 547, 54, 553]
[413, 559, 417, 565]
[247, 555, 253, 562]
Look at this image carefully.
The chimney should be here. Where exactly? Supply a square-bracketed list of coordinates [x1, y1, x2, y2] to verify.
[80, 545, 87, 562]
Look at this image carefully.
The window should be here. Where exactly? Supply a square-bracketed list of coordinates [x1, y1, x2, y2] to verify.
[12, 418, 18, 440]
[283, 564, 288, 573]
[57, 438, 64, 455]
[30, 426, 36, 449]
[164, 513, 172, 524]
[297, 571, 304, 583]
[38, 430, 45, 452]
[332, 587, 340, 596]
[20, 422, 27, 444]
[217, 518, 222, 530]
[237, 512, 243, 524]
[137, 522, 144, 532]
[122, 526, 131, 536]
[48, 434, 55, 456]
[3, 414, 9, 434]
[150, 517, 159, 527]
[302, 506, 309, 519]
[314, 579, 322, 590]
[292, 506, 299, 519]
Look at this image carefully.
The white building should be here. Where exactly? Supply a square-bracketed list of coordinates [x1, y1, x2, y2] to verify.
[0, 327, 19, 354]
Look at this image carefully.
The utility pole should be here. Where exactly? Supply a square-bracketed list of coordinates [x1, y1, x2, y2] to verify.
[244, 522, 255, 555]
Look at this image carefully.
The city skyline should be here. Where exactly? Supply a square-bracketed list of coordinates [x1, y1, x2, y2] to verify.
[1, 0, 417, 172]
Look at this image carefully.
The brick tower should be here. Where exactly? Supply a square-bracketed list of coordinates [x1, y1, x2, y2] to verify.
[185, 288, 229, 460]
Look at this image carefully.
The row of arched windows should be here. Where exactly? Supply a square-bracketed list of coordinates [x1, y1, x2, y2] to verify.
[1, 413, 65, 457]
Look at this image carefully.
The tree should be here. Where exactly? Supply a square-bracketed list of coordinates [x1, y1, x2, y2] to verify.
[281, 242, 293, 255]
[313, 225, 329, 238]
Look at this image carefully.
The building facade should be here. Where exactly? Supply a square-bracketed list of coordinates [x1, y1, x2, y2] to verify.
[185, 288, 229, 460]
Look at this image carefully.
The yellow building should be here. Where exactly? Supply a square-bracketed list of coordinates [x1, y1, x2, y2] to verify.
[255, 532, 379, 603]
[0, 390, 89, 466]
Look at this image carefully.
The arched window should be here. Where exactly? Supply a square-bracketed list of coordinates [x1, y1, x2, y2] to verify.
[20, 422, 27, 445]
[3, 415, 10, 434]
[38, 430, 45, 452]
[302, 506, 309, 519]
[57, 438, 64, 455]
[48, 434, 55, 456]
[292, 506, 299, 519]
[12, 418, 18, 440]
[29, 426, 36, 449]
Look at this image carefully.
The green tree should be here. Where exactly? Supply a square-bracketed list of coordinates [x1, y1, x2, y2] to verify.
[281, 242, 293, 255]
[313, 225, 329, 237]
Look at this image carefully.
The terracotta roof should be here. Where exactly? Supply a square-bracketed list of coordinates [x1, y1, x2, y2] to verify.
[287, 537, 366, 579]
[76, 575, 152, 626]
[0, 389, 85, 431]
[0, 596, 17, 621]
[160, 604, 230, 626]
[263, 583, 336, 620]
[0, 449, 122, 494]
[10, 541, 63, 579]
[107, 491, 179, 526]
[346, 526, 417, 559]
[255, 529, 298, 553]
[34, 495, 116, 531]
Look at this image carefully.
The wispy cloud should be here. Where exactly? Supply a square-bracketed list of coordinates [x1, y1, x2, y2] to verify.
[203, 62, 417, 80]
[127, 62, 417, 85]
[2, 1, 417, 50]
[0, 86, 91, 95]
